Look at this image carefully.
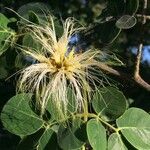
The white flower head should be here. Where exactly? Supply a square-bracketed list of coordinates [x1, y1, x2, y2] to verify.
[17, 16, 106, 117]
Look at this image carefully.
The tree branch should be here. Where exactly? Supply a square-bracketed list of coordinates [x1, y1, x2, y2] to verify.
[98, 63, 150, 91]
[97, 0, 150, 91]
[133, 0, 150, 90]
[137, 14, 150, 20]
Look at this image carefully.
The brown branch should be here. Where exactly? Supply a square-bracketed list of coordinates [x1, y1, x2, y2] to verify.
[134, 43, 143, 79]
[98, 0, 150, 91]
[98, 63, 150, 91]
[137, 14, 150, 20]
[133, 0, 150, 91]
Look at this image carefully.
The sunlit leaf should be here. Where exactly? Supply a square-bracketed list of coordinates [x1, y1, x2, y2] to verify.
[117, 108, 150, 150]
[92, 86, 127, 121]
[108, 133, 127, 150]
[87, 119, 107, 150]
[1, 93, 43, 136]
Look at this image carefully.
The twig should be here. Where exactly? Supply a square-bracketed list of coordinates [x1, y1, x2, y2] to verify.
[134, 43, 143, 79]
[98, 63, 150, 91]
[137, 14, 150, 20]
[133, 0, 150, 90]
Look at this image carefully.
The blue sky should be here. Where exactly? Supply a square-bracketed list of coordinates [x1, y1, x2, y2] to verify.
[131, 46, 150, 65]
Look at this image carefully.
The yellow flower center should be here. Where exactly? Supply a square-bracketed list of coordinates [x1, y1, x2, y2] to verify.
[46, 49, 81, 75]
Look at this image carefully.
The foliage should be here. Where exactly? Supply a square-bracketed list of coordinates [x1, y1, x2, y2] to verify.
[0, 0, 150, 150]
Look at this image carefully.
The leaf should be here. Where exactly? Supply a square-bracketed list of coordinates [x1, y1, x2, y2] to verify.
[1, 93, 43, 136]
[0, 13, 15, 56]
[116, 15, 137, 29]
[116, 108, 150, 150]
[87, 119, 107, 150]
[108, 133, 127, 150]
[57, 122, 84, 150]
[23, 33, 42, 50]
[92, 86, 127, 121]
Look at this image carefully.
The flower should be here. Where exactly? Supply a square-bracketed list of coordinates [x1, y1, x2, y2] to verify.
[17, 16, 106, 117]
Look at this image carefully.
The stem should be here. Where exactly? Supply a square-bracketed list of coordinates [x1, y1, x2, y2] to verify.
[82, 82, 89, 122]
[97, 117, 118, 132]
[75, 113, 118, 132]
[47, 112, 118, 133]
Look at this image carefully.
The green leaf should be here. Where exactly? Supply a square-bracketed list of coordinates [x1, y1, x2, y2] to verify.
[87, 119, 107, 150]
[116, 15, 137, 29]
[92, 86, 127, 121]
[108, 133, 127, 150]
[38, 128, 60, 150]
[23, 33, 42, 50]
[57, 122, 84, 150]
[0, 13, 15, 56]
[1, 93, 43, 136]
[116, 108, 150, 150]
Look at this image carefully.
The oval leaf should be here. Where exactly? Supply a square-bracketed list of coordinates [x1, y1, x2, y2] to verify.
[116, 108, 150, 149]
[1, 93, 43, 136]
[92, 86, 127, 121]
[108, 133, 127, 150]
[23, 33, 42, 50]
[116, 15, 137, 29]
[87, 119, 107, 150]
